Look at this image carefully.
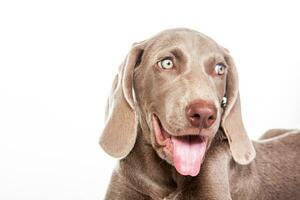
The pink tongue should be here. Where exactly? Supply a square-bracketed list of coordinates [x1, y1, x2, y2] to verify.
[172, 136, 206, 176]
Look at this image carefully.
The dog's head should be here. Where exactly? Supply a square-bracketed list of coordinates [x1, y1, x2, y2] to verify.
[100, 28, 256, 176]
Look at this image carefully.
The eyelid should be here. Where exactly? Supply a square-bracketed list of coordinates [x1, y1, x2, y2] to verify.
[216, 62, 228, 68]
[157, 55, 175, 63]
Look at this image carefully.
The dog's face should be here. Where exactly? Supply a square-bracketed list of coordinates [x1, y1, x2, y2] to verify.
[134, 30, 228, 176]
[100, 28, 256, 177]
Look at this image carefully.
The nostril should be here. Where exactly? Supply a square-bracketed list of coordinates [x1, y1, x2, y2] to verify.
[192, 113, 201, 119]
[208, 115, 215, 120]
[206, 115, 216, 127]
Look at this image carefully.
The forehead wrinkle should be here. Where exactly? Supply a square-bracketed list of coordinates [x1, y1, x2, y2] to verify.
[149, 38, 190, 57]
[145, 30, 222, 65]
[154, 46, 188, 62]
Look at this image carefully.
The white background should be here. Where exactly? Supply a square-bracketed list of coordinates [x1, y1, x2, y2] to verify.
[0, 0, 299, 199]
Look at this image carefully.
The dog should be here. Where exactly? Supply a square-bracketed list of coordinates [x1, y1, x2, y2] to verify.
[99, 28, 300, 200]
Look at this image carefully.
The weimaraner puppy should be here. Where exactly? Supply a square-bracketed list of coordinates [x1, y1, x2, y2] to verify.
[100, 28, 300, 200]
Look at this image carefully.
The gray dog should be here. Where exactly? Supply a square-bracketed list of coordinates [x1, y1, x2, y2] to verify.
[100, 28, 300, 200]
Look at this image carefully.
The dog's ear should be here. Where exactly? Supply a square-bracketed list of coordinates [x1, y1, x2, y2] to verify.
[221, 52, 256, 165]
[99, 42, 145, 158]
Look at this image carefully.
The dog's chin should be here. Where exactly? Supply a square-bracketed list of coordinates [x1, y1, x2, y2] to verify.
[152, 114, 212, 177]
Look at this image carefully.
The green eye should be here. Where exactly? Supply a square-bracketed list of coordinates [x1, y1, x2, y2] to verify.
[215, 63, 226, 75]
[158, 58, 174, 69]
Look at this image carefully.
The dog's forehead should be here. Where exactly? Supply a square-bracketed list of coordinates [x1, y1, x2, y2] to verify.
[145, 29, 220, 54]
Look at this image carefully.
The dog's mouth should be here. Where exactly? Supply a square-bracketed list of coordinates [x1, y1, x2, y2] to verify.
[152, 115, 208, 177]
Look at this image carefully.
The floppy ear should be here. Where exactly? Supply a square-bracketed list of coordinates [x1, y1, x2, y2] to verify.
[99, 43, 145, 158]
[221, 53, 256, 165]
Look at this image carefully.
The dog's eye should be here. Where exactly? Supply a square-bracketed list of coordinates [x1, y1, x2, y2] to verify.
[158, 58, 174, 69]
[215, 63, 226, 75]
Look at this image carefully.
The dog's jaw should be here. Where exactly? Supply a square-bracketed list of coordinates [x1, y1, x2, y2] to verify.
[152, 115, 208, 176]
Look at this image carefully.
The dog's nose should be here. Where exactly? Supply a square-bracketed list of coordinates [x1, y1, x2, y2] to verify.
[186, 100, 217, 128]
